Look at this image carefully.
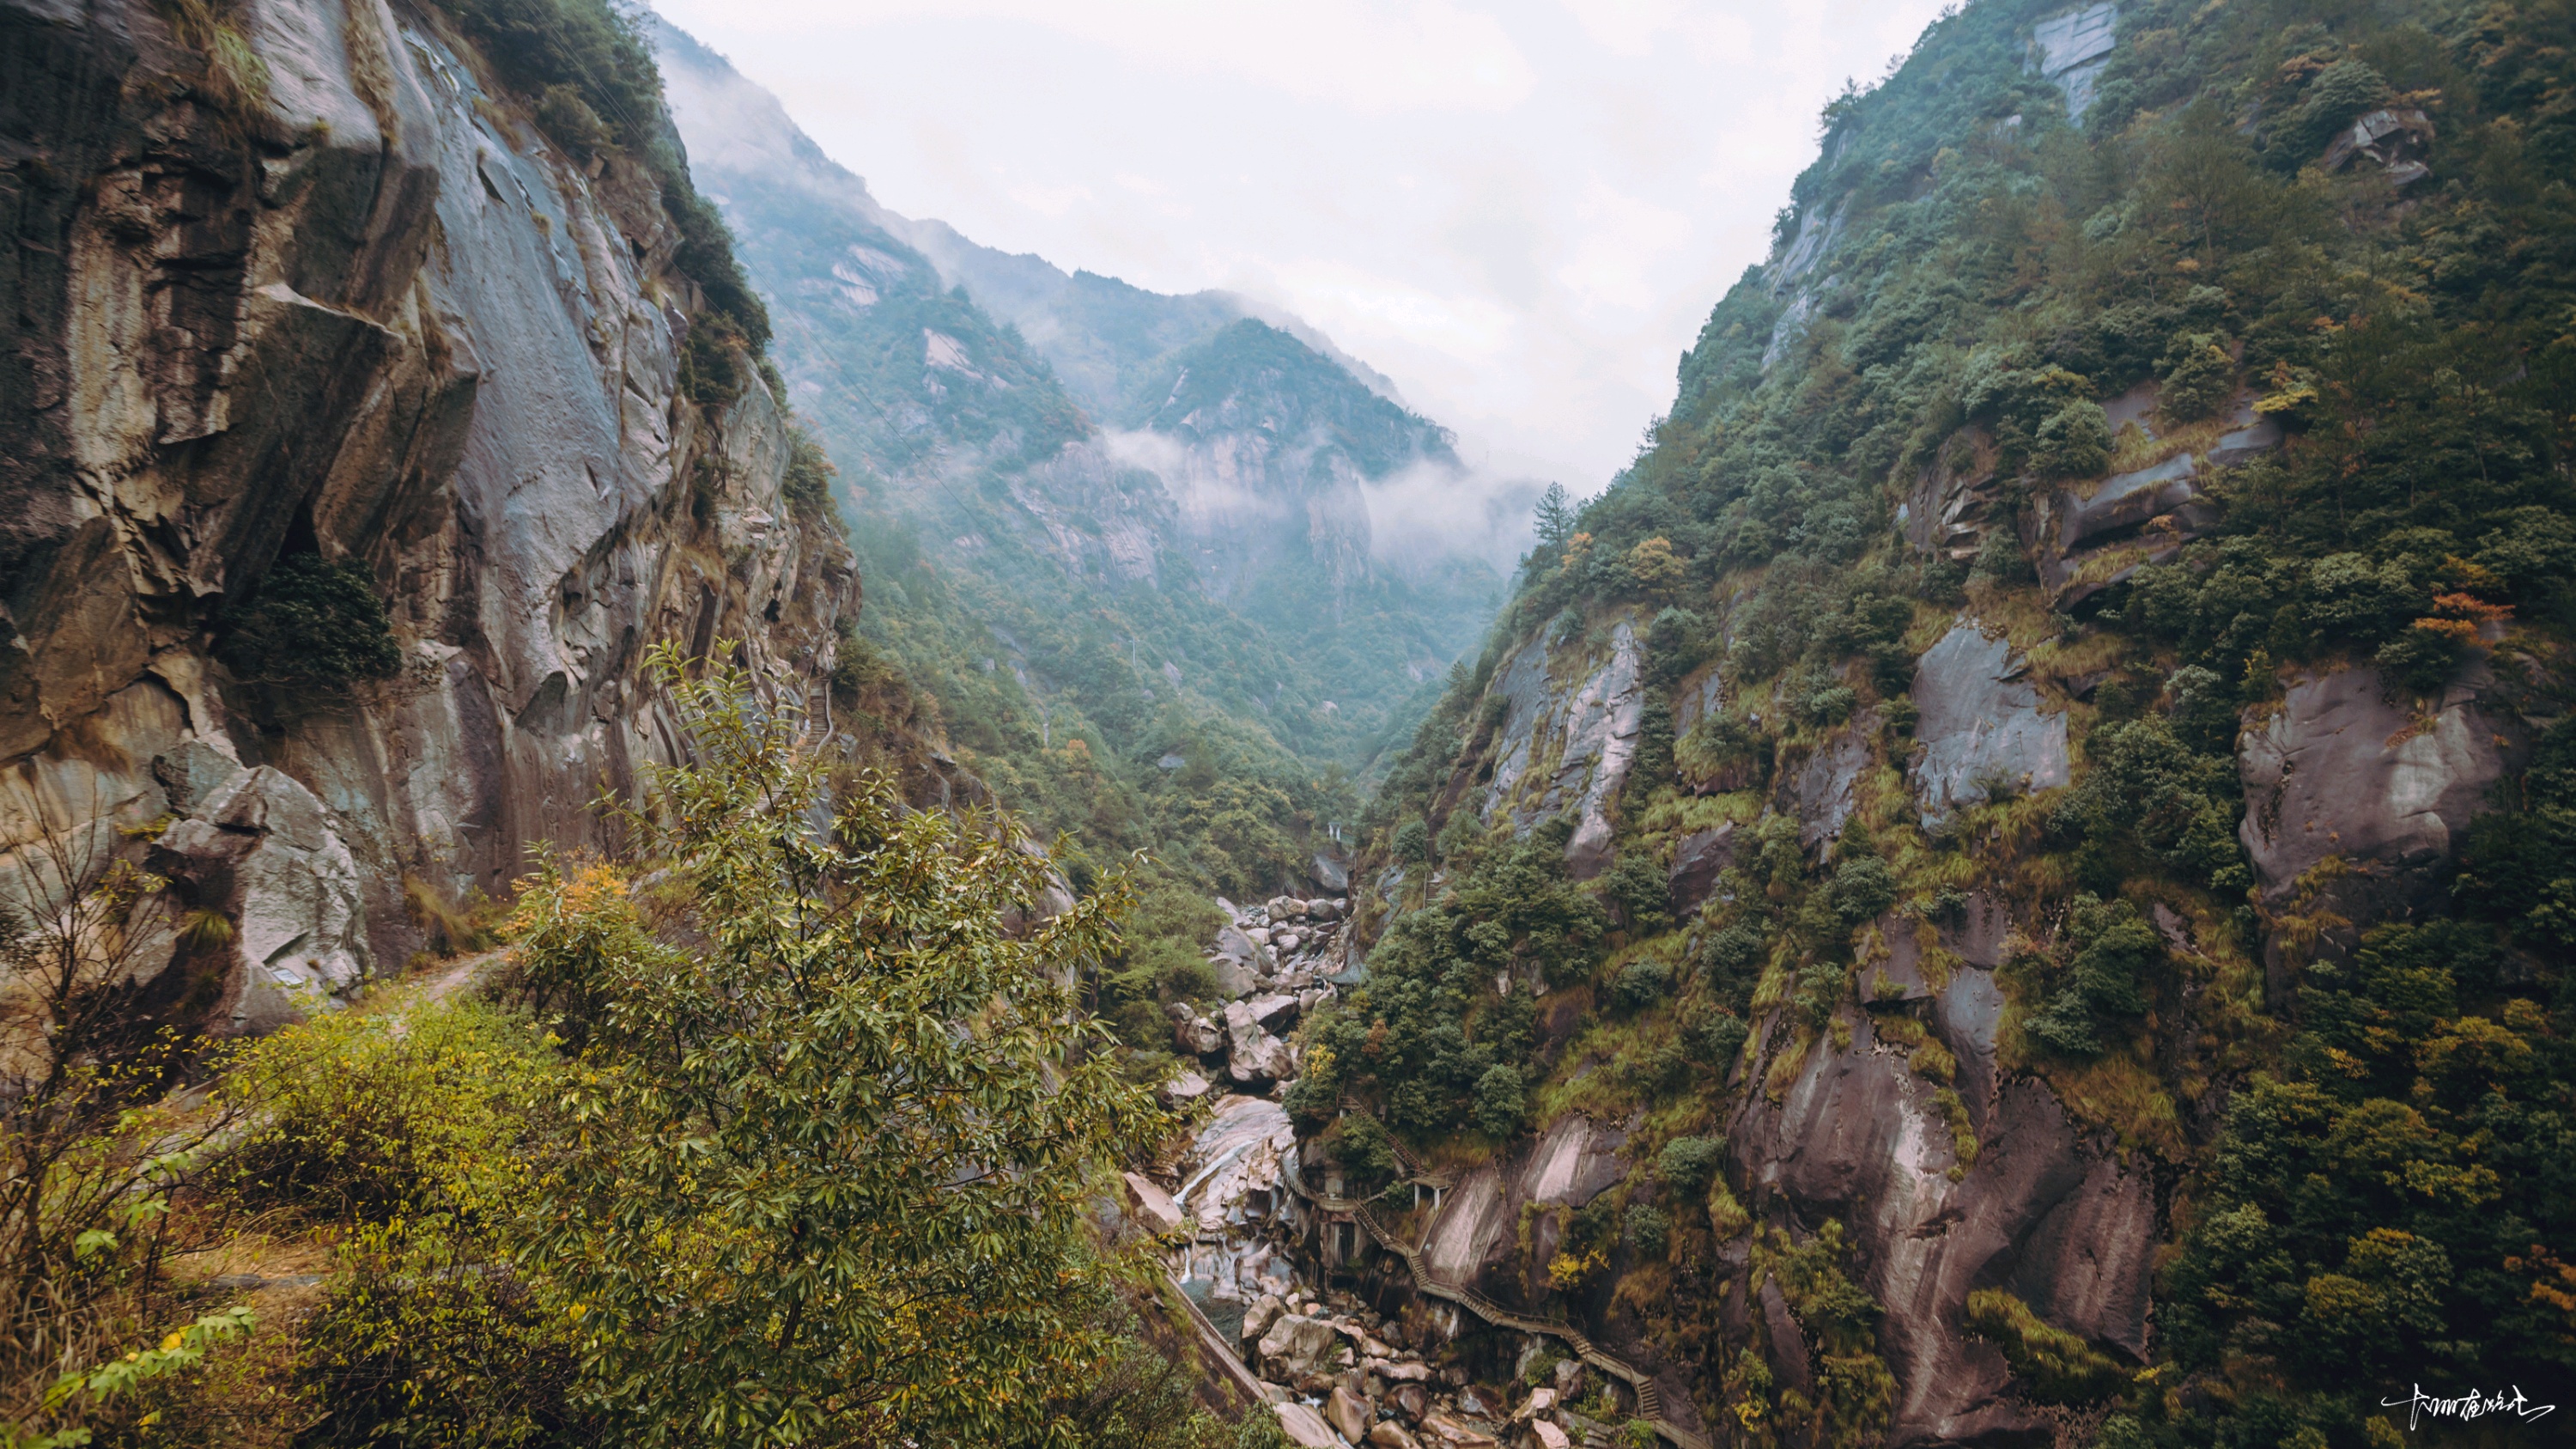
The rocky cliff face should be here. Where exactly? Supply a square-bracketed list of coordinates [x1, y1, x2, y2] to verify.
[1, 0, 854, 1030]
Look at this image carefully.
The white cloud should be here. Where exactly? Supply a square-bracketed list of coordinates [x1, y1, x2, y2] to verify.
[654, 0, 1953, 490]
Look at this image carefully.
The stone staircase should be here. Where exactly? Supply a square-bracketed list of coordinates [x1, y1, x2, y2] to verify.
[1288, 1174, 1710, 1449]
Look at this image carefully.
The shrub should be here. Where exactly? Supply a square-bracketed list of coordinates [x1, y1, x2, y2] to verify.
[1625, 1204, 1671, 1259]
[2374, 621, 2465, 695]
[2021, 896, 2160, 1058]
[2159, 332, 2236, 421]
[1612, 959, 1673, 1012]
[1473, 1064, 1525, 1138]
[1392, 818, 1432, 867]
[2284, 58, 2392, 159]
[507, 647, 1170, 1446]
[1659, 1135, 1725, 1195]
[1828, 855, 1899, 927]
[216, 554, 401, 693]
[781, 426, 839, 521]
[214, 997, 557, 1222]
[1599, 855, 1672, 935]
[297, 1227, 586, 1447]
[1964, 1289, 2129, 1402]
[2030, 399, 2112, 479]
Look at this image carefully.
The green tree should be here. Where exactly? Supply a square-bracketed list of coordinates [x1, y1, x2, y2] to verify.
[216, 553, 401, 692]
[1533, 483, 1578, 551]
[510, 646, 1169, 1446]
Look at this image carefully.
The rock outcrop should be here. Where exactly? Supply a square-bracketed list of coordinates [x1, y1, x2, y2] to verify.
[2238, 664, 2522, 989]
[150, 762, 369, 1033]
[1, 0, 855, 1026]
[1479, 622, 1645, 879]
[1910, 622, 2069, 826]
[1731, 1008, 2156, 1446]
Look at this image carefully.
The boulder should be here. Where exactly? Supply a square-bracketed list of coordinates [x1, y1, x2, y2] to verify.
[1163, 1069, 1212, 1104]
[1417, 1415, 1497, 1447]
[1175, 1013, 1225, 1056]
[1276, 930, 1303, 953]
[1368, 1422, 1421, 1449]
[1910, 622, 2069, 826]
[1245, 991, 1301, 1033]
[1391, 1383, 1430, 1422]
[1273, 1403, 1343, 1449]
[1121, 1172, 1184, 1233]
[152, 766, 374, 1033]
[1212, 925, 1265, 996]
[1258, 1314, 1342, 1380]
[1242, 1294, 1285, 1345]
[1309, 897, 1345, 922]
[1312, 851, 1352, 893]
[1531, 1423, 1570, 1449]
[1223, 1002, 1296, 1084]
[1329, 1386, 1372, 1443]
[1552, 1360, 1584, 1398]
[1667, 823, 1737, 919]
[1229, 1032, 1293, 1086]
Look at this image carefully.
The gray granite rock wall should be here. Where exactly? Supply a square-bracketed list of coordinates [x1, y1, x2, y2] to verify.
[0, 0, 856, 1029]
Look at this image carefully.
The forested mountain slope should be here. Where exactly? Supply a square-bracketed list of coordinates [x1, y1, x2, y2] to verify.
[650, 21, 1505, 915]
[1280, 2, 2576, 1445]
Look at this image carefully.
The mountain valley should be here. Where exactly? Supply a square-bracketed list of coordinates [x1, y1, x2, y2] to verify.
[1, 0, 2572, 1446]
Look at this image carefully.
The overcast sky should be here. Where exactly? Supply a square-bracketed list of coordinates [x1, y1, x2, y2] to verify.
[653, 0, 1954, 491]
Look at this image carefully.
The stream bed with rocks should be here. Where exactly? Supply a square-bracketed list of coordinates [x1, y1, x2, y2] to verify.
[1123, 897, 1655, 1449]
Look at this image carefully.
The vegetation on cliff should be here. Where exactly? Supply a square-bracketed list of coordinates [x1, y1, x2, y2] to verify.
[1318, 0, 2576, 1443]
[0, 657, 1267, 1447]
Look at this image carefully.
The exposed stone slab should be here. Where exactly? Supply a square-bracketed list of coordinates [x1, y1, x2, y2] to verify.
[1910, 622, 2069, 826]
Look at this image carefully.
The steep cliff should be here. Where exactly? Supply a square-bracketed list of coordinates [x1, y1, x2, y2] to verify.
[0, 0, 854, 1030]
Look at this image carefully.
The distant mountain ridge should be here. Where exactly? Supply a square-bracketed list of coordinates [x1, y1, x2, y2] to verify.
[649, 15, 1502, 892]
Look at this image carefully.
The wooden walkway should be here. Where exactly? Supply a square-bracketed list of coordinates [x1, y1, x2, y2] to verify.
[1286, 1172, 1711, 1449]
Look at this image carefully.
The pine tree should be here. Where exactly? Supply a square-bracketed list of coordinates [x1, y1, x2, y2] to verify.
[1532, 483, 1577, 551]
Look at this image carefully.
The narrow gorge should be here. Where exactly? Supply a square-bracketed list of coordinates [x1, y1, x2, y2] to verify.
[2, 1, 2570, 1447]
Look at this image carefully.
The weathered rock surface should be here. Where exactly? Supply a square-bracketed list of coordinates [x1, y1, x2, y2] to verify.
[1667, 823, 1737, 919]
[0, 0, 854, 1027]
[153, 764, 370, 1032]
[1479, 623, 1643, 880]
[1911, 622, 2069, 825]
[1418, 1114, 1627, 1306]
[2239, 666, 2520, 988]
[1788, 713, 1875, 851]
[1730, 1014, 2157, 1446]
